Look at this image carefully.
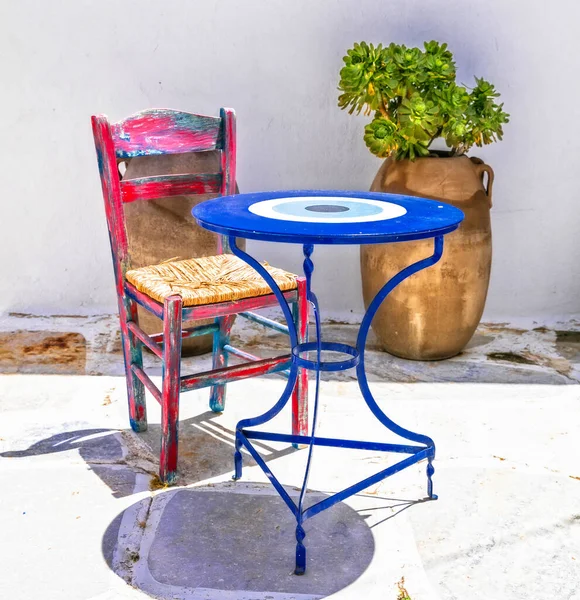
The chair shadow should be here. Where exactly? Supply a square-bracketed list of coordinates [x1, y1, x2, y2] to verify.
[0, 411, 297, 498]
[0, 428, 122, 461]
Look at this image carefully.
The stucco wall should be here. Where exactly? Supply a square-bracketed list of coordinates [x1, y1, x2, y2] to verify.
[1, 0, 578, 323]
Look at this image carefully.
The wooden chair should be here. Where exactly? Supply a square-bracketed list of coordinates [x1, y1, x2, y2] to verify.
[92, 108, 308, 483]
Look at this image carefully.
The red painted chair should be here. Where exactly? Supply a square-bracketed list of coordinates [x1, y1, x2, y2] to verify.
[92, 108, 308, 483]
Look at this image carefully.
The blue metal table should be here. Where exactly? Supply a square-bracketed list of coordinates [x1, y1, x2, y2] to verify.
[193, 190, 464, 574]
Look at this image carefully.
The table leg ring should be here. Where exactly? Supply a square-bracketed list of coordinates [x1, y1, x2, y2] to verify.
[292, 341, 359, 372]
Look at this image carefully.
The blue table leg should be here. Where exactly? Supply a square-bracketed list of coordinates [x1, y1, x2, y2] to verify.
[293, 244, 322, 574]
[355, 235, 444, 500]
[228, 238, 300, 484]
[228, 235, 444, 575]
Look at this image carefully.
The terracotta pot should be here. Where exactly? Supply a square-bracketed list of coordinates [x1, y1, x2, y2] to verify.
[122, 152, 243, 356]
[361, 154, 493, 360]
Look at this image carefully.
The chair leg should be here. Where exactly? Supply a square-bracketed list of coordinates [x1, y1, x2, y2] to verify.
[119, 295, 147, 433]
[160, 295, 183, 484]
[292, 278, 309, 438]
[209, 314, 236, 412]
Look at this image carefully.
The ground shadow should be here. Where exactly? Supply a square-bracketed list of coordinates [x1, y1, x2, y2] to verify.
[0, 427, 137, 498]
[0, 412, 297, 496]
[138, 410, 297, 487]
[352, 494, 434, 529]
[103, 482, 376, 598]
[0, 428, 122, 461]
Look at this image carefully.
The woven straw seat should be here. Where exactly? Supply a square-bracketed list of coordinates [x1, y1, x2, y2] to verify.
[126, 253, 298, 307]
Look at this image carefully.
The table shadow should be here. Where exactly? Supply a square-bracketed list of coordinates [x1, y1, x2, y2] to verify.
[103, 481, 376, 598]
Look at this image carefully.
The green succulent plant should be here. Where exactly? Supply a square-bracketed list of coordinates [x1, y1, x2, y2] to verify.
[339, 41, 509, 160]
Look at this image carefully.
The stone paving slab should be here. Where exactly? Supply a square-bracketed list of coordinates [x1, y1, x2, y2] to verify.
[1, 312, 580, 384]
[133, 485, 374, 598]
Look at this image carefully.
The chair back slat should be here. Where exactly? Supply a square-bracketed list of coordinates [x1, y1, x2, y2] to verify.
[112, 109, 223, 158]
[121, 173, 222, 204]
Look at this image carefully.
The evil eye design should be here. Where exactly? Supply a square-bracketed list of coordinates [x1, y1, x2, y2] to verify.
[248, 197, 407, 223]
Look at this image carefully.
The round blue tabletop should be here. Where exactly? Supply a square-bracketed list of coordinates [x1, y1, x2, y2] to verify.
[192, 190, 464, 245]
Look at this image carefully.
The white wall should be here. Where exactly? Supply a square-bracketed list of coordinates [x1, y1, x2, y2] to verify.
[1, 0, 579, 322]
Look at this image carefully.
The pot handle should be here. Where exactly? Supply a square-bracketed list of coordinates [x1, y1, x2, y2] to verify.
[476, 163, 494, 208]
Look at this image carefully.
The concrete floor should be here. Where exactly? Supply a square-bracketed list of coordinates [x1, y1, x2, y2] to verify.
[0, 313, 579, 599]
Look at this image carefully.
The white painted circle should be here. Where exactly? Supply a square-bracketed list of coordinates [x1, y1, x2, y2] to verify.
[248, 196, 407, 223]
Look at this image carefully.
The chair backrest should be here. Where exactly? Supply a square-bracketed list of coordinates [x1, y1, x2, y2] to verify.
[92, 108, 236, 294]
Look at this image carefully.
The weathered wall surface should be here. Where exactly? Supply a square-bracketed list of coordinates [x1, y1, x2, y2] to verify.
[1, 0, 578, 323]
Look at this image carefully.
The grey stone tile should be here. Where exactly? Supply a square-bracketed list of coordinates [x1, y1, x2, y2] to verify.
[144, 487, 374, 596]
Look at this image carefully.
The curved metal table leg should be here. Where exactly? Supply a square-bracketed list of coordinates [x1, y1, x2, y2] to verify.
[228, 238, 300, 501]
[293, 244, 322, 574]
[356, 235, 444, 500]
[229, 238, 324, 574]
[229, 234, 444, 575]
